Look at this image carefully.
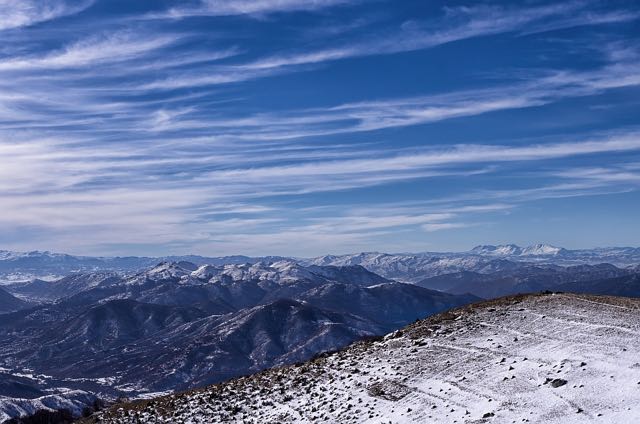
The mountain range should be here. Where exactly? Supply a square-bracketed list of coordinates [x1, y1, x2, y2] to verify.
[3, 244, 640, 284]
[1, 246, 639, 422]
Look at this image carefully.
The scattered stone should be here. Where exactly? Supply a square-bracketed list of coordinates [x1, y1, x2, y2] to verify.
[549, 378, 567, 388]
[367, 380, 411, 401]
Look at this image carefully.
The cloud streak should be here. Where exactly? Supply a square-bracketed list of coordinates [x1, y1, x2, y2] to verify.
[0, 32, 180, 71]
[135, 1, 639, 91]
[0, 0, 94, 31]
[163, 0, 357, 18]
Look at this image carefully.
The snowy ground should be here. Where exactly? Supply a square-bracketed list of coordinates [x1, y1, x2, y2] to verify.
[85, 293, 640, 423]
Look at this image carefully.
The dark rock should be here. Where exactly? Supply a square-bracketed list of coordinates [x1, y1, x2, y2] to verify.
[550, 378, 567, 388]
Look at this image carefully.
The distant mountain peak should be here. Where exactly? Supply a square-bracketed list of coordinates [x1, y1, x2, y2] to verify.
[144, 261, 196, 280]
[471, 244, 522, 255]
[521, 243, 566, 256]
[470, 243, 566, 257]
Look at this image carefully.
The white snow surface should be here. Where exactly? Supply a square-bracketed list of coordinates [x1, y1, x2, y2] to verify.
[520, 244, 565, 256]
[89, 293, 640, 424]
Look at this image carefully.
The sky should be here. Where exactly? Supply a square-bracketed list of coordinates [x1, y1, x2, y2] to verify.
[0, 0, 639, 257]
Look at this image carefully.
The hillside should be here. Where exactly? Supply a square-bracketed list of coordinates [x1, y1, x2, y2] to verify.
[86, 293, 640, 423]
[555, 274, 640, 297]
[416, 265, 634, 299]
[0, 287, 29, 313]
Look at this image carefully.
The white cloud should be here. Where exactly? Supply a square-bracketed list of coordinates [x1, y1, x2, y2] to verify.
[134, 59, 640, 137]
[0, 0, 94, 31]
[0, 32, 180, 71]
[422, 222, 470, 232]
[165, 0, 355, 18]
[136, 2, 639, 91]
[193, 132, 640, 188]
[1, 129, 638, 246]
[203, 2, 637, 74]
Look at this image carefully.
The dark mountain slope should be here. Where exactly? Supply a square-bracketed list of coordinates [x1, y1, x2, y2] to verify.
[0, 287, 29, 313]
[300, 282, 478, 329]
[0, 300, 206, 375]
[416, 263, 632, 298]
[0, 374, 46, 399]
[70, 299, 385, 391]
[555, 273, 640, 297]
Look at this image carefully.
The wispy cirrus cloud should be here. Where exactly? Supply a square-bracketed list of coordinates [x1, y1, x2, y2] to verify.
[136, 2, 639, 92]
[0, 32, 181, 71]
[3, 127, 640, 205]
[422, 222, 472, 232]
[163, 0, 358, 18]
[0, 0, 94, 31]
[90, 57, 640, 142]
[2, 1, 637, 135]
[186, 132, 640, 198]
[554, 165, 640, 184]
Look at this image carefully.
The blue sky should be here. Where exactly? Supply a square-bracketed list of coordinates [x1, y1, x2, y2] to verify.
[0, 0, 639, 257]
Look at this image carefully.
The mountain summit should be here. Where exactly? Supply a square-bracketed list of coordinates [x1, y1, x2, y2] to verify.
[471, 243, 567, 256]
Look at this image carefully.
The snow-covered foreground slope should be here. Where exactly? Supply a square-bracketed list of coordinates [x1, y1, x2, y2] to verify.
[87, 293, 640, 423]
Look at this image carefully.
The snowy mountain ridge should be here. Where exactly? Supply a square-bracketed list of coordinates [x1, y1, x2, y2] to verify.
[2, 245, 640, 284]
[470, 243, 568, 256]
[121, 260, 389, 289]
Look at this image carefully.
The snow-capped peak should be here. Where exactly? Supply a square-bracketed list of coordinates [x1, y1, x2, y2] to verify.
[471, 244, 522, 255]
[191, 264, 224, 280]
[470, 244, 566, 257]
[145, 261, 195, 280]
[521, 244, 565, 256]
